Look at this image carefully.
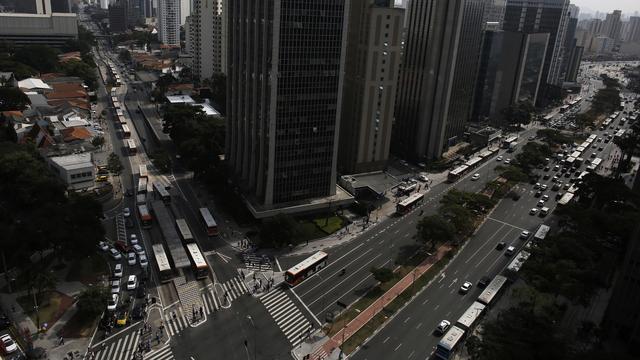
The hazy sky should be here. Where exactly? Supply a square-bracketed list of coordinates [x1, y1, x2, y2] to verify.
[571, 0, 640, 15]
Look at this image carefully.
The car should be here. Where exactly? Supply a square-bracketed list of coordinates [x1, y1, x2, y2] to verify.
[552, 176, 559, 182]
[496, 156, 503, 162]
[459, 281, 473, 294]
[110, 279, 120, 294]
[552, 183, 561, 191]
[556, 192, 565, 200]
[478, 276, 492, 289]
[520, 230, 531, 240]
[505, 246, 516, 256]
[563, 183, 571, 190]
[504, 159, 511, 165]
[113, 263, 123, 277]
[123, 207, 131, 217]
[139, 254, 148, 268]
[0, 334, 17, 354]
[133, 244, 145, 256]
[127, 275, 138, 290]
[529, 208, 539, 215]
[471, 173, 480, 181]
[534, 191, 542, 198]
[553, 165, 560, 171]
[96, 175, 108, 182]
[435, 320, 451, 336]
[418, 174, 429, 182]
[97, 241, 110, 251]
[598, 146, 604, 151]
[537, 200, 545, 207]
[0, 315, 11, 331]
[129, 234, 138, 245]
[560, 167, 567, 173]
[127, 252, 136, 265]
[107, 293, 119, 311]
[544, 166, 550, 171]
[597, 137, 602, 142]
[564, 172, 571, 178]
[542, 174, 550, 180]
[540, 184, 548, 191]
[109, 248, 122, 260]
[496, 241, 506, 250]
[542, 194, 549, 201]
[540, 207, 549, 217]
[533, 183, 541, 189]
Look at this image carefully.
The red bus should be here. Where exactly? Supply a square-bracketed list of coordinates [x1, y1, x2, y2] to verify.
[396, 192, 424, 215]
[199, 207, 218, 236]
[285, 251, 328, 286]
[138, 204, 152, 229]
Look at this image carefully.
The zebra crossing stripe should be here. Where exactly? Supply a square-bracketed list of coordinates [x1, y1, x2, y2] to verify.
[201, 293, 210, 314]
[284, 320, 310, 341]
[144, 345, 174, 360]
[210, 290, 219, 309]
[262, 291, 287, 308]
[122, 332, 140, 360]
[278, 311, 306, 332]
[236, 278, 249, 293]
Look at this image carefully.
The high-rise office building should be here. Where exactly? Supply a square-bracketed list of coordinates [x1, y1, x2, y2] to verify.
[338, 0, 404, 174]
[627, 17, 640, 43]
[503, 0, 570, 102]
[392, 0, 484, 161]
[602, 10, 622, 44]
[226, 0, 349, 215]
[108, 0, 128, 33]
[14, 0, 71, 14]
[158, 0, 180, 46]
[472, 31, 549, 126]
[191, 0, 226, 80]
[483, 0, 506, 28]
[561, 5, 580, 83]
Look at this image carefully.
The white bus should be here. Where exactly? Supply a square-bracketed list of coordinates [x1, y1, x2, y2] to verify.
[199, 208, 218, 236]
[185, 242, 208, 280]
[447, 165, 469, 183]
[153, 181, 170, 203]
[533, 224, 550, 242]
[587, 158, 602, 172]
[396, 192, 424, 215]
[137, 177, 148, 194]
[456, 301, 486, 331]
[126, 139, 137, 155]
[285, 251, 328, 286]
[557, 192, 575, 206]
[175, 218, 194, 243]
[477, 275, 508, 306]
[152, 244, 173, 283]
[435, 326, 466, 360]
[138, 164, 148, 179]
[121, 124, 131, 138]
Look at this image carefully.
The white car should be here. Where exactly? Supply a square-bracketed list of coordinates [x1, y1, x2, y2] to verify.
[129, 234, 138, 245]
[435, 320, 451, 335]
[540, 184, 548, 191]
[113, 263, 123, 278]
[496, 156, 503, 162]
[110, 280, 120, 294]
[127, 275, 138, 290]
[139, 254, 148, 268]
[529, 208, 538, 215]
[109, 248, 122, 260]
[0, 334, 17, 354]
[459, 281, 473, 294]
[504, 159, 511, 165]
[542, 194, 549, 201]
[127, 252, 136, 266]
[133, 244, 145, 256]
[520, 230, 531, 240]
[123, 207, 131, 217]
[107, 293, 119, 311]
[471, 173, 480, 181]
[97, 241, 109, 251]
[505, 246, 516, 256]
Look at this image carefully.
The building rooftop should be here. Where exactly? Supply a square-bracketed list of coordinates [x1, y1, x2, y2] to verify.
[166, 95, 195, 104]
[60, 126, 92, 142]
[340, 172, 402, 197]
[18, 78, 52, 91]
[49, 152, 92, 171]
[192, 102, 220, 117]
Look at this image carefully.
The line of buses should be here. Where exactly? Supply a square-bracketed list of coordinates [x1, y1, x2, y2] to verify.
[109, 87, 136, 155]
[446, 148, 499, 183]
[435, 224, 550, 359]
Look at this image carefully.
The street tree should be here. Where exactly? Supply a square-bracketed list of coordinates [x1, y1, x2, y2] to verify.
[0, 87, 31, 111]
[502, 100, 535, 128]
[259, 213, 301, 248]
[77, 286, 109, 318]
[416, 215, 455, 251]
[14, 45, 59, 73]
[91, 136, 105, 149]
[370, 267, 394, 283]
[107, 152, 123, 174]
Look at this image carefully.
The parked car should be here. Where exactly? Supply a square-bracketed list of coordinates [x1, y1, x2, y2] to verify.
[129, 234, 138, 245]
[529, 208, 538, 215]
[127, 252, 136, 266]
[97, 241, 110, 251]
[139, 254, 148, 269]
[127, 275, 138, 290]
[477, 276, 492, 289]
[123, 207, 131, 217]
[496, 242, 506, 250]
[115, 240, 131, 253]
[113, 263, 123, 278]
[505, 246, 516, 256]
[520, 230, 530, 240]
[109, 248, 122, 260]
[133, 244, 145, 256]
[110, 279, 120, 294]
[107, 294, 119, 311]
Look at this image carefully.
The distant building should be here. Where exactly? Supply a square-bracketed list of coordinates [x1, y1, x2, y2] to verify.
[626, 17, 640, 43]
[227, 0, 353, 217]
[0, 12, 78, 48]
[502, 0, 570, 104]
[602, 10, 622, 45]
[191, 0, 226, 80]
[157, 0, 180, 46]
[108, 0, 128, 33]
[472, 31, 549, 126]
[48, 153, 95, 190]
[338, 0, 404, 174]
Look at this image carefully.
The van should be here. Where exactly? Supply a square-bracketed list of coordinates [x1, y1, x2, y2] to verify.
[540, 207, 549, 217]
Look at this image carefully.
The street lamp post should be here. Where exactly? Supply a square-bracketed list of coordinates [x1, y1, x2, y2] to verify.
[246, 315, 256, 360]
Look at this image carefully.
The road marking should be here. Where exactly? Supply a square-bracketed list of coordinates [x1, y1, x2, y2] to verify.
[215, 252, 230, 263]
[394, 343, 402, 351]
[486, 217, 527, 231]
[299, 248, 373, 297]
[416, 322, 422, 329]
[409, 350, 415, 358]
[438, 273, 446, 283]
[422, 298, 429, 305]
[464, 224, 507, 264]
[449, 278, 458, 288]
[292, 243, 365, 290]
[383, 337, 390, 343]
[403, 317, 411, 324]
[434, 304, 440, 310]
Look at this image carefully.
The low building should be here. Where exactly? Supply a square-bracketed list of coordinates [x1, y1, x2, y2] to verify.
[166, 95, 195, 105]
[48, 153, 95, 190]
[18, 78, 53, 93]
[0, 12, 78, 48]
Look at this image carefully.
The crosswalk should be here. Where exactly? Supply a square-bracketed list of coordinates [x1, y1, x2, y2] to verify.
[221, 276, 249, 300]
[242, 252, 272, 272]
[143, 345, 174, 360]
[92, 330, 140, 360]
[164, 307, 190, 336]
[260, 288, 313, 347]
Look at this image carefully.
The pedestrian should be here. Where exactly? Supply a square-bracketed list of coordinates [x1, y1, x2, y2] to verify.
[59, 336, 64, 345]
[239, 269, 244, 279]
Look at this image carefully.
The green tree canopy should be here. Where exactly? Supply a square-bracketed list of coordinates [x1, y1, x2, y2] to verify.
[0, 87, 31, 111]
[259, 213, 301, 248]
[77, 286, 109, 318]
[416, 215, 455, 250]
[59, 59, 97, 90]
[502, 100, 535, 128]
[14, 45, 59, 73]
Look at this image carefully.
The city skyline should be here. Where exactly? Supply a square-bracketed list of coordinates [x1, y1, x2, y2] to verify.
[571, 0, 638, 15]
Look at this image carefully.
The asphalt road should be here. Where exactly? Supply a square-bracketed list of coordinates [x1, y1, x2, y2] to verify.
[349, 98, 636, 360]
[278, 129, 538, 325]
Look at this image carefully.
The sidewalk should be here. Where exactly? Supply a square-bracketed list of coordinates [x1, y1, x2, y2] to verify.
[305, 243, 453, 360]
